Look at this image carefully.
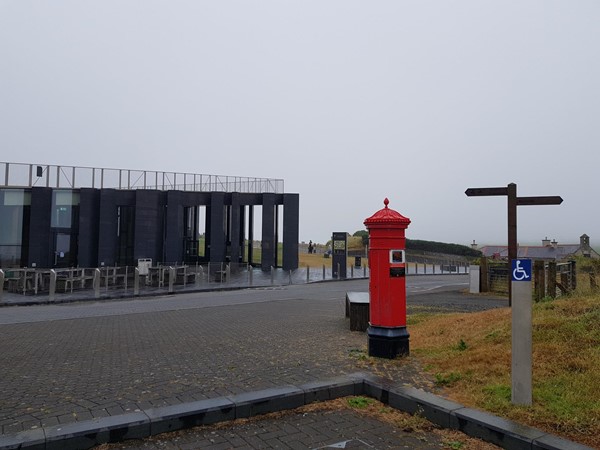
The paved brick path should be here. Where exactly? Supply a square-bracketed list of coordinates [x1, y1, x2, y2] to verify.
[1, 282, 451, 435]
[0, 277, 511, 449]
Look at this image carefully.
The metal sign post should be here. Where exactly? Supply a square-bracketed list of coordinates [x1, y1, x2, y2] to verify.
[511, 259, 533, 405]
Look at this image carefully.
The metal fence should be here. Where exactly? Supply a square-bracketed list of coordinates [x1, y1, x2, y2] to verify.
[1, 161, 284, 193]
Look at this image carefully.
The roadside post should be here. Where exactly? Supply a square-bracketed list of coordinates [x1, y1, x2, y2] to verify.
[364, 198, 411, 358]
[511, 258, 533, 405]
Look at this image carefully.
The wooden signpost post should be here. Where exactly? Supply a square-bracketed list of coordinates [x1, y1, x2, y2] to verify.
[465, 183, 562, 405]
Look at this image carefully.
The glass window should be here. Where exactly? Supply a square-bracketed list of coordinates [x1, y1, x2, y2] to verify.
[51, 190, 80, 229]
[0, 189, 31, 267]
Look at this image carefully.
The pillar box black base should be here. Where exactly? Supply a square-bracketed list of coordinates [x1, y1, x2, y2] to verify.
[367, 326, 410, 359]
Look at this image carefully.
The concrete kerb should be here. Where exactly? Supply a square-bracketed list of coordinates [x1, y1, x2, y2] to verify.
[361, 375, 593, 450]
[0, 373, 593, 450]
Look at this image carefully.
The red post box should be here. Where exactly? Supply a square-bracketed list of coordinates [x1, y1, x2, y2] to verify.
[364, 198, 411, 358]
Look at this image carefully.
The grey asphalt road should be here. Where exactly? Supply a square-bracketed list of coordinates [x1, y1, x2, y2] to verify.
[0, 275, 504, 325]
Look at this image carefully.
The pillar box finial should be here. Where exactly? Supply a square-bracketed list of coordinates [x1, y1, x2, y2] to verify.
[364, 198, 411, 359]
[364, 199, 411, 230]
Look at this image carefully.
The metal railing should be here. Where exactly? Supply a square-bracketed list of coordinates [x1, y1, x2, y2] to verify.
[1, 162, 284, 194]
[0, 261, 471, 304]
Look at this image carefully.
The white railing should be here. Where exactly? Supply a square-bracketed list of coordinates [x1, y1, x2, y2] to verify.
[0, 162, 284, 194]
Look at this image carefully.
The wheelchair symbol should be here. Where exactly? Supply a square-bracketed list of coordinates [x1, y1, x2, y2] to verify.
[512, 260, 530, 281]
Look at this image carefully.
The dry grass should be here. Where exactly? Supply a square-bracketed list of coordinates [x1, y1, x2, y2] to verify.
[298, 252, 370, 269]
[410, 293, 600, 448]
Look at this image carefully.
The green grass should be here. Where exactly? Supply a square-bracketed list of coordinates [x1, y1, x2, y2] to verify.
[347, 396, 375, 409]
[409, 292, 600, 447]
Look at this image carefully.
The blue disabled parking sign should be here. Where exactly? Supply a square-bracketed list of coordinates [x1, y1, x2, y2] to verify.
[512, 259, 532, 282]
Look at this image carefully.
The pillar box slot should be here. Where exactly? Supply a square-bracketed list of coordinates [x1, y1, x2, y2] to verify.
[364, 198, 411, 359]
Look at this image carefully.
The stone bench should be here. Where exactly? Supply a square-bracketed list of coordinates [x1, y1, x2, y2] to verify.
[345, 291, 370, 332]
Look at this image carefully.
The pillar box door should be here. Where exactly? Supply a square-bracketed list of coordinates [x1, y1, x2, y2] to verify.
[364, 198, 411, 358]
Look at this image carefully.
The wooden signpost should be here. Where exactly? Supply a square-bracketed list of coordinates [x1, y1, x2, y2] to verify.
[465, 183, 563, 306]
[465, 183, 562, 405]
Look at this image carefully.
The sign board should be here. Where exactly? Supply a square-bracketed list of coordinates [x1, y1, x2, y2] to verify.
[389, 249, 405, 264]
[511, 259, 531, 282]
[332, 232, 347, 279]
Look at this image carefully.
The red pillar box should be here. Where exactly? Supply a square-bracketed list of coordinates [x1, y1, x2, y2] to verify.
[364, 198, 411, 358]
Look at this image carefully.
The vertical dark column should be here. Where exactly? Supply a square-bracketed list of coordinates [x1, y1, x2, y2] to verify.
[135, 190, 165, 264]
[261, 193, 276, 270]
[97, 189, 117, 266]
[239, 204, 246, 262]
[78, 188, 100, 267]
[230, 194, 242, 264]
[165, 191, 184, 264]
[209, 192, 226, 263]
[282, 193, 299, 270]
[27, 187, 52, 268]
[274, 204, 279, 267]
[248, 205, 254, 264]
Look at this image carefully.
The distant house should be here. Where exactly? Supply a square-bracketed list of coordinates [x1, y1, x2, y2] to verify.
[477, 234, 600, 261]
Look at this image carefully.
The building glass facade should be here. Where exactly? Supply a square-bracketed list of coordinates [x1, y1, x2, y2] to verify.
[0, 189, 31, 268]
[50, 190, 80, 267]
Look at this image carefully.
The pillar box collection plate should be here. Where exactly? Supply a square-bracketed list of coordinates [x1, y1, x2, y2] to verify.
[364, 198, 411, 359]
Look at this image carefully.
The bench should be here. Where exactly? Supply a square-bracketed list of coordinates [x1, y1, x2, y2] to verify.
[345, 291, 370, 332]
[214, 270, 227, 282]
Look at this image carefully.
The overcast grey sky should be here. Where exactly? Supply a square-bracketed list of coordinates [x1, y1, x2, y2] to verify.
[1, 1, 598, 247]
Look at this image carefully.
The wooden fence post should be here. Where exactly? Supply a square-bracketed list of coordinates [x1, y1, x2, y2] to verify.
[547, 261, 557, 298]
[480, 257, 489, 293]
[534, 260, 545, 301]
[560, 272, 569, 295]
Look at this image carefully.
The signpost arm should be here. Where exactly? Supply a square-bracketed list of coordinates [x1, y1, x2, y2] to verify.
[465, 182, 562, 307]
[507, 183, 517, 307]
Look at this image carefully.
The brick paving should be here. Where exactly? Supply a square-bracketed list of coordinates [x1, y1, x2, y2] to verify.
[105, 407, 451, 449]
[0, 278, 509, 448]
[0, 282, 444, 434]
[99, 399, 502, 450]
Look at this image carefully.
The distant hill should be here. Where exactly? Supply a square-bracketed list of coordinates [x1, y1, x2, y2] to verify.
[344, 232, 482, 259]
[406, 239, 481, 258]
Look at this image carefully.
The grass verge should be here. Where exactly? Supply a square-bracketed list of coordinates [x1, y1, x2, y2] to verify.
[409, 292, 600, 448]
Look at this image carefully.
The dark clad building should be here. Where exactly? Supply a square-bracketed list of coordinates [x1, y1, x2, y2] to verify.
[0, 163, 299, 270]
